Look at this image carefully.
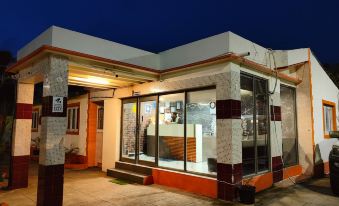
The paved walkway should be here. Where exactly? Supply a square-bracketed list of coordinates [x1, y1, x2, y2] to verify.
[0, 164, 338, 206]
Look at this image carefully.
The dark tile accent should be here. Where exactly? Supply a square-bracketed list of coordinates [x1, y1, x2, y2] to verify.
[217, 181, 238, 201]
[37, 164, 64, 206]
[41, 96, 67, 117]
[270, 105, 281, 121]
[15, 103, 33, 119]
[272, 156, 283, 172]
[216, 99, 241, 119]
[273, 170, 283, 183]
[217, 163, 242, 184]
[10, 155, 29, 189]
[313, 162, 325, 178]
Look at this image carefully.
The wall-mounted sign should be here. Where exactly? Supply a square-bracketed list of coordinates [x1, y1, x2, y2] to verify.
[52, 97, 63, 113]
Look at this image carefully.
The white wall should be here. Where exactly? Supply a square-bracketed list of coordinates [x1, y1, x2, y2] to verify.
[158, 32, 230, 69]
[64, 94, 88, 156]
[311, 52, 339, 163]
[102, 98, 121, 172]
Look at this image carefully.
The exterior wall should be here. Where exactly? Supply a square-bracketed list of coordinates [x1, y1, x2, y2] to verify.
[295, 63, 315, 177]
[96, 131, 103, 165]
[64, 94, 88, 156]
[102, 98, 122, 172]
[31, 105, 42, 143]
[310, 52, 339, 174]
[30, 95, 89, 159]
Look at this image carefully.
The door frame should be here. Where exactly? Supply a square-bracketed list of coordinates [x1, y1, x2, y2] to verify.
[136, 95, 158, 167]
[120, 98, 138, 164]
[120, 96, 158, 166]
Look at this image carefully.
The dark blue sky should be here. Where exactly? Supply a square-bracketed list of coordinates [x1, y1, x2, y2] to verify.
[1, 0, 339, 63]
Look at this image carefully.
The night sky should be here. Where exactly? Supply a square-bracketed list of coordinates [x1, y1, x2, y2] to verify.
[1, 0, 339, 63]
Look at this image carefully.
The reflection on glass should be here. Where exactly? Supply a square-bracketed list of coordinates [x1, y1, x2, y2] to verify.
[186, 89, 216, 175]
[158, 93, 185, 170]
[139, 100, 156, 163]
[121, 102, 137, 160]
[255, 79, 269, 172]
[241, 75, 255, 175]
[281, 86, 298, 166]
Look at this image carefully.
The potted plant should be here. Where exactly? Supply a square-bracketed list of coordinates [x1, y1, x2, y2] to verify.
[238, 179, 256, 204]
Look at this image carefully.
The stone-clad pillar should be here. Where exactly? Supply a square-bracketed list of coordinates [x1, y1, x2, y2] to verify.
[268, 78, 283, 183]
[10, 82, 34, 189]
[37, 55, 68, 206]
[216, 63, 242, 201]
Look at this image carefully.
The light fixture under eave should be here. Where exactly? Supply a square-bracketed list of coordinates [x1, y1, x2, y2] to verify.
[71, 76, 110, 85]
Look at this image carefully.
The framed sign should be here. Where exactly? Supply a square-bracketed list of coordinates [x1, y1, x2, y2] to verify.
[52, 97, 64, 113]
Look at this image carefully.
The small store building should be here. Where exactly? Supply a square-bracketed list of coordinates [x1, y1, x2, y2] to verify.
[5, 26, 339, 204]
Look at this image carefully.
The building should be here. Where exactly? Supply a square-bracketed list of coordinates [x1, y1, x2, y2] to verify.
[6, 26, 339, 204]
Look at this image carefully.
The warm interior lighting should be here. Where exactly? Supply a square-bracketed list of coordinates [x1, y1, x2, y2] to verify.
[71, 76, 110, 85]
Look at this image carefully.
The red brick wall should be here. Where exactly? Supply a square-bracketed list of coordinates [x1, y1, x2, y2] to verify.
[161, 137, 196, 162]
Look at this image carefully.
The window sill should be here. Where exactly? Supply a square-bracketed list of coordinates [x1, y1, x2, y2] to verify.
[66, 131, 79, 135]
[31, 129, 38, 132]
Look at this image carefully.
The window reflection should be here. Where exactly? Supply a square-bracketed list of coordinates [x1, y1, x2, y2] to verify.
[186, 89, 216, 175]
[241, 74, 269, 176]
[281, 86, 298, 166]
[158, 93, 185, 170]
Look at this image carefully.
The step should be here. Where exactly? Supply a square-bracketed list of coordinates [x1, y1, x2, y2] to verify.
[115, 161, 153, 176]
[107, 168, 153, 185]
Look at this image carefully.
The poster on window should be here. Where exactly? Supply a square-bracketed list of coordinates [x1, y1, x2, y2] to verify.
[52, 97, 64, 113]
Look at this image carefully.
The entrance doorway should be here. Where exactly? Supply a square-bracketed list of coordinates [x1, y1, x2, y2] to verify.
[121, 96, 158, 166]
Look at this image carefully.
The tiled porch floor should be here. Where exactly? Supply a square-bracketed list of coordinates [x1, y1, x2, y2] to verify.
[0, 163, 226, 206]
[1, 163, 339, 206]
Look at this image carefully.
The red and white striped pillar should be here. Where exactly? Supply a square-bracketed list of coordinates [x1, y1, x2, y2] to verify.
[216, 64, 242, 201]
[37, 55, 68, 206]
[10, 82, 34, 189]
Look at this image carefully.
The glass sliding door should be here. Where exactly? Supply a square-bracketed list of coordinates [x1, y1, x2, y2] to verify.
[158, 93, 185, 170]
[121, 99, 137, 162]
[241, 75, 256, 175]
[280, 85, 298, 167]
[138, 96, 157, 165]
[241, 73, 269, 176]
[255, 79, 269, 172]
[186, 89, 217, 175]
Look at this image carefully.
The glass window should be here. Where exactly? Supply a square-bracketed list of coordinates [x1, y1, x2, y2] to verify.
[186, 89, 216, 175]
[31, 110, 39, 131]
[322, 100, 336, 138]
[67, 106, 79, 134]
[241, 74, 269, 176]
[158, 93, 185, 170]
[281, 85, 298, 167]
[97, 107, 104, 130]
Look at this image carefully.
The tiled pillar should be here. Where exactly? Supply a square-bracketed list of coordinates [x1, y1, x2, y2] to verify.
[216, 63, 242, 201]
[10, 82, 34, 189]
[268, 78, 283, 183]
[37, 55, 68, 206]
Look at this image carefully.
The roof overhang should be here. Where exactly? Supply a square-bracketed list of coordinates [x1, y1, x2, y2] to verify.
[7, 45, 303, 87]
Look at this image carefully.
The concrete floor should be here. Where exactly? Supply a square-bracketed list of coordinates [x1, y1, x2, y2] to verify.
[0, 163, 338, 206]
